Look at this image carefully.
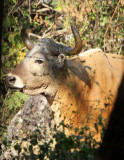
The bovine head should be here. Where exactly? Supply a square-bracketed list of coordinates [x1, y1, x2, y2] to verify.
[6, 25, 86, 96]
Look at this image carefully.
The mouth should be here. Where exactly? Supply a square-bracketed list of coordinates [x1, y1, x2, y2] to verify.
[8, 86, 51, 97]
[23, 88, 56, 106]
[8, 86, 56, 106]
[23, 87, 53, 97]
[8, 87, 23, 92]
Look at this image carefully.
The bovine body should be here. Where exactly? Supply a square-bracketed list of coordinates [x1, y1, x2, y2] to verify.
[7, 49, 124, 140]
[49, 51, 123, 138]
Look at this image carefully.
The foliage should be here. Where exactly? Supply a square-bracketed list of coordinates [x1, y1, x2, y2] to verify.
[56, 0, 124, 53]
[0, 91, 28, 137]
[0, 121, 105, 160]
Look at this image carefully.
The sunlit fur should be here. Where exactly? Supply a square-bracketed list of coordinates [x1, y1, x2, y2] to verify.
[6, 49, 124, 140]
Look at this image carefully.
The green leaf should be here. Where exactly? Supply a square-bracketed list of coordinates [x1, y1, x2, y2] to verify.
[98, 114, 103, 125]
[104, 103, 110, 108]
[94, 123, 98, 132]
[4, 17, 11, 28]
[56, 6, 62, 11]
[72, 110, 76, 113]
[82, 37, 87, 40]
[100, 16, 108, 26]
[30, 139, 38, 146]
[29, 145, 33, 152]
[8, 34, 15, 43]
[14, 144, 21, 151]
[67, 82, 73, 87]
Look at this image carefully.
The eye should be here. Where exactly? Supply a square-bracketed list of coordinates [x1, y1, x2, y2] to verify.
[35, 59, 43, 64]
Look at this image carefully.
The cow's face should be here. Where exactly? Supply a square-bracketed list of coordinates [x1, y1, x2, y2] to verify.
[6, 25, 83, 95]
[6, 51, 66, 94]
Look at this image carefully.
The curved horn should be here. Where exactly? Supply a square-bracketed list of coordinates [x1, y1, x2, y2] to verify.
[69, 25, 82, 55]
[48, 25, 82, 56]
[21, 28, 34, 50]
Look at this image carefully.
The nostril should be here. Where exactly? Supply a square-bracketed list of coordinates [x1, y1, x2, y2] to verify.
[8, 76, 16, 84]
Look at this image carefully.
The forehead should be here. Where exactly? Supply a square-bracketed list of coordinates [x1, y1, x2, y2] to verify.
[24, 52, 45, 62]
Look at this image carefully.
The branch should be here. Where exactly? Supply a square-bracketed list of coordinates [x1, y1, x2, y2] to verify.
[35, 8, 51, 13]
[33, 2, 62, 14]
[5, 1, 19, 19]
[104, 1, 120, 52]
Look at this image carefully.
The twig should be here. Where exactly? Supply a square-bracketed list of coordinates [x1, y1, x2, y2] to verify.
[35, 8, 51, 13]
[41, 24, 53, 36]
[42, 28, 67, 38]
[32, 2, 61, 14]
[5, 1, 25, 20]
[29, 33, 42, 39]
[104, 1, 120, 52]
[30, 28, 67, 39]
[118, 45, 122, 55]
[41, 2, 62, 14]
[18, 8, 24, 17]
[6, 1, 18, 19]
[114, 22, 124, 27]
[29, 0, 32, 23]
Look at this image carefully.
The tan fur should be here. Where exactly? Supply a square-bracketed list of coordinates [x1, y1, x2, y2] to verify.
[7, 50, 124, 140]
[50, 51, 123, 138]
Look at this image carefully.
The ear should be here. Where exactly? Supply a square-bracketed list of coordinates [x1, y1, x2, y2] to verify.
[57, 53, 65, 68]
[66, 58, 91, 87]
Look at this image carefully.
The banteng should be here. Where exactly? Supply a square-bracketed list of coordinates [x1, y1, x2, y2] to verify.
[6, 25, 124, 140]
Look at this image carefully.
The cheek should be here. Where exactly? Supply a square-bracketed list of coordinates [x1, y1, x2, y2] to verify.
[31, 63, 49, 76]
[32, 66, 43, 75]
